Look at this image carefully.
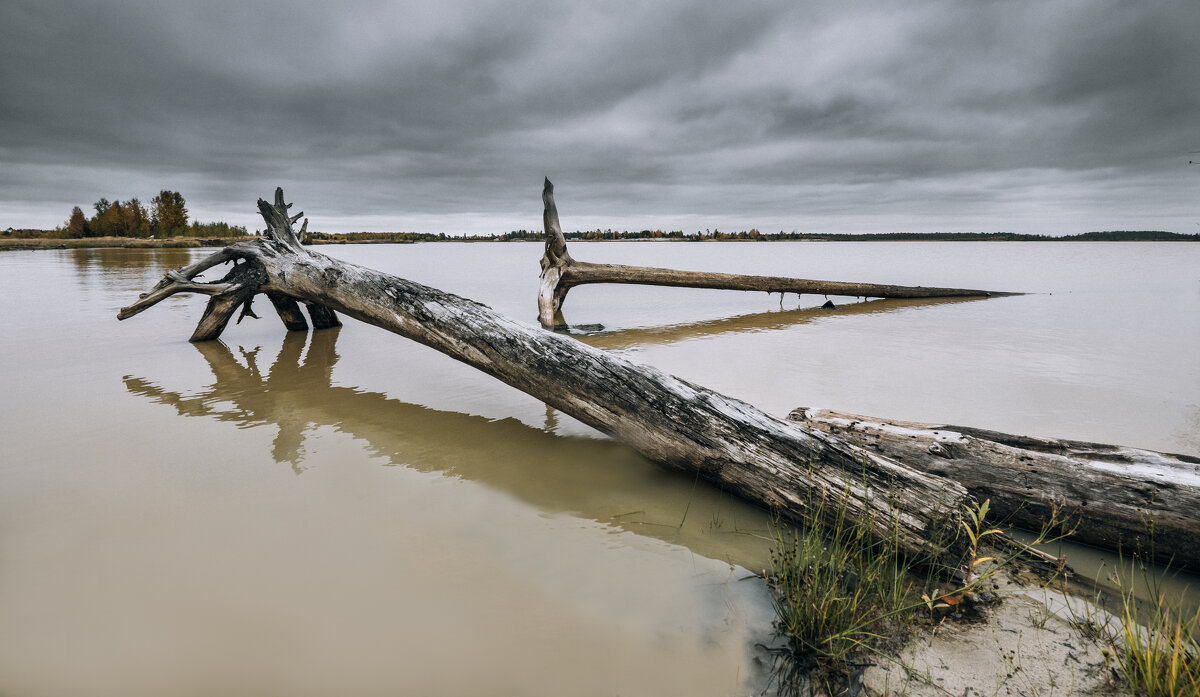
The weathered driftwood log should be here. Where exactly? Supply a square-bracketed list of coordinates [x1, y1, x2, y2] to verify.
[789, 408, 1200, 571]
[118, 187, 972, 568]
[538, 179, 1012, 328]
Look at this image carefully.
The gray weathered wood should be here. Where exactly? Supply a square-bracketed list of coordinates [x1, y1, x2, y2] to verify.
[267, 292, 309, 331]
[119, 187, 973, 568]
[789, 408, 1200, 571]
[538, 178, 1013, 328]
[305, 302, 342, 330]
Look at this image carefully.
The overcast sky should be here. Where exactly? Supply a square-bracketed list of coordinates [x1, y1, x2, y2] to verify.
[2, 0, 1198, 236]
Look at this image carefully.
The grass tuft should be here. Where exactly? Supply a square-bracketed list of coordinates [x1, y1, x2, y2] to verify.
[767, 495, 1039, 692]
[1111, 568, 1200, 697]
[768, 493, 921, 682]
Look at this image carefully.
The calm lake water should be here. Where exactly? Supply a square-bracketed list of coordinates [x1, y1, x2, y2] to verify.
[1, 241, 1198, 696]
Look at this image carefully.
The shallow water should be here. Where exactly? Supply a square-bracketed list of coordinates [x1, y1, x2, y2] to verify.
[0, 241, 1197, 695]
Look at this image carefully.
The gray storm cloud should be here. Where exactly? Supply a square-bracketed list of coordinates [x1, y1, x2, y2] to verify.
[2, 0, 1197, 235]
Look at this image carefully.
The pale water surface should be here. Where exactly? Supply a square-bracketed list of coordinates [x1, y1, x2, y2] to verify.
[0, 241, 1197, 696]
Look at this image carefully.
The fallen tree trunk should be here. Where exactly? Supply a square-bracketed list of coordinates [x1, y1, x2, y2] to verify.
[789, 408, 1200, 571]
[118, 187, 972, 568]
[538, 179, 1013, 328]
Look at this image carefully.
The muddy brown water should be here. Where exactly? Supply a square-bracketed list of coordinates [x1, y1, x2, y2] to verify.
[1, 241, 1197, 695]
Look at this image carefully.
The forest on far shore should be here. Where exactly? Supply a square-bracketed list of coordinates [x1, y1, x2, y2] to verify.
[304, 228, 1199, 243]
[3, 190, 248, 240]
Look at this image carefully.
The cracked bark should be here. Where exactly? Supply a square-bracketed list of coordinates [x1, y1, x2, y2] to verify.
[790, 408, 1200, 571]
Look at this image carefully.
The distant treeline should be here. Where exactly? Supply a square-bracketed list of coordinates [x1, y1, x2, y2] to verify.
[9, 214, 1195, 244]
[774, 230, 1200, 242]
[307, 231, 447, 244]
[306, 228, 1200, 243]
[2, 190, 249, 240]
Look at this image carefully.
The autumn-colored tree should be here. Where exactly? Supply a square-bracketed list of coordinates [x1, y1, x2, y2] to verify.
[66, 206, 88, 237]
[89, 197, 110, 237]
[151, 190, 188, 236]
[82, 198, 154, 237]
[88, 198, 117, 237]
[121, 197, 150, 237]
[91, 198, 133, 237]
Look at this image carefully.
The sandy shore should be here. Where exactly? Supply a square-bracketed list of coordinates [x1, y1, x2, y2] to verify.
[860, 572, 1126, 697]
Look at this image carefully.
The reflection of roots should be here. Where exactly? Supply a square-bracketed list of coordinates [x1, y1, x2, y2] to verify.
[121, 328, 779, 571]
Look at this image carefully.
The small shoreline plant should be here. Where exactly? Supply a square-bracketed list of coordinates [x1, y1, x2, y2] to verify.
[769, 483, 1200, 696]
[1071, 552, 1200, 696]
[766, 493, 1065, 694]
[1113, 574, 1200, 697]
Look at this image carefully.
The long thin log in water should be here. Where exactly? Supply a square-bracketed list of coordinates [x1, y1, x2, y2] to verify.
[118, 187, 973, 569]
[537, 179, 1013, 328]
[789, 408, 1200, 571]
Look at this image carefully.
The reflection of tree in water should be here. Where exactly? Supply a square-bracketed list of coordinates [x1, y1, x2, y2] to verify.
[123, 328, 777, 570]
[71, 246, 196, 273]
[573, 295, 985, 350]
[72, 247, 204, 297]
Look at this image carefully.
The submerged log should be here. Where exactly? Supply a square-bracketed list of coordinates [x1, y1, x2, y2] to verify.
[119, 187, 973, 568]
[538, 179, 1013, 328]
[788, 408, 1200, 571]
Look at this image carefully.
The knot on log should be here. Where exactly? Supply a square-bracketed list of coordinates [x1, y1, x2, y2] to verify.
[928, 441, 960, 459]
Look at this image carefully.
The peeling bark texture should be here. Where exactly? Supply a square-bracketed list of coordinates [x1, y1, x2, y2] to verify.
[538, 178, 1014, 328]
[789, 408, 1200, 571]
[119, 187, 973, 569]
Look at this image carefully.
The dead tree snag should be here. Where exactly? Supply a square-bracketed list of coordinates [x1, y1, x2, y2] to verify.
[538, 178, 1012, 328]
